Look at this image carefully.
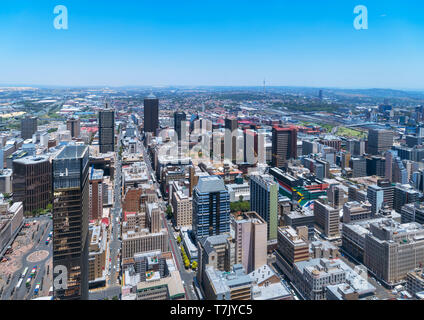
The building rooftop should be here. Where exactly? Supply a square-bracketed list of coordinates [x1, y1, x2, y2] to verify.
[13, 155, 50, 165]
[55, 145, 88, 160]
[196, 176, 226, 194]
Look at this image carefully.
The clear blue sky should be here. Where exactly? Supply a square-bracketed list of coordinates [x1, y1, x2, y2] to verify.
[0, 0, 423, 89]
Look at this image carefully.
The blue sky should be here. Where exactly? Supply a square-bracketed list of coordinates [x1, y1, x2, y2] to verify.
[0, 0, 423, 89]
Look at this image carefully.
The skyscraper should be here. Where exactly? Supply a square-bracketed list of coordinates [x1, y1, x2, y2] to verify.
[193, 176, 230, 240]
[232, 211, 267, 273]
[67, 117, 81, 138]
[367, 129, 394, 155]
[367, 185, 384, 216]
[21, 116, 37, 140]
[52, 145, 89, 300]
[89, 168, 104, 221]
[144, 93, 159, 135]
[12, 155, 52, 214]
[173, 111, 187, 141]
[377, 179, 395, 209]
[225, 118, 238, 163]
[272, 126, 297, 168]
[249, 173, 278, 241]
[98, 107, 115, 153]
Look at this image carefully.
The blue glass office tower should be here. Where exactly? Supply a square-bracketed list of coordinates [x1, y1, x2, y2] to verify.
[193, 176, 230, 240]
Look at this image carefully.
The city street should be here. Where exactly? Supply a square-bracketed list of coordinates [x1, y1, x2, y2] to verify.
[141, 141, 197, 300]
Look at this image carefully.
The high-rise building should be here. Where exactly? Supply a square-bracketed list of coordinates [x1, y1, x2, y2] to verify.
[367, 185, 384, 216]
[21, 116, 38, 140]
[412, 169, 424, 193]
[98, 107, 115, 153]
[193, 176, 230, 240]
[249, 173, 278, 241]
[52, 145, 89, 300]
[173, 111, 186, 141]
[377, 179, 395, 209]
[67, 117, 81, 138]
[364, 219, 424, 286]
[327, 184, 344, 209]
[232, 211, 267, 273]
[89, 168, 104, 221]
[314, 197, 340, 239]
[392, 157, 408, 184]
[12, 156, 51, 214]
[343, 201, 372, 223]
[400, 202, 424, 225]
[394, 184, 420, 213]
[367, 129, 394, 155]
[366, 156, 385, 177]
[197, 234, 235, 286]
[349, 157, 367, 178]
[225, 118, 239, 163]
[144, 94, 159, 135]
[272, 126, 297, 168]
[275, 226, 309, 278]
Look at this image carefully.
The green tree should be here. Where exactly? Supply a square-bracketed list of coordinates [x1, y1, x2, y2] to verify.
[166, 205, 173, 219]
[191, 261, 198, 270]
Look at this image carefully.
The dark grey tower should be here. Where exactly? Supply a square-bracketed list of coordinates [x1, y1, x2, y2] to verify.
[144, 94, 159, 135]
[98, 106, 115, 153]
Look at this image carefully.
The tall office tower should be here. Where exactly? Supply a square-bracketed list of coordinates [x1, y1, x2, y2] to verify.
[224, 118, 238, 163]
[193, 176, 230, 240]
[12, 155, 51, 213]
[377, 179, 395, 209]
[302, 140, 318, 155]
[197, 234, 234, 286]
[67, 117, 81, 138]
[367, 185, 384, 216]
[314, 196, 340, 239]
[349, 157, 367, 177]
[385, 150, 395, 181]
[412, 169, 424, 192]
[173, 111, 186, 141]
[98, 107, 115, 153]
[271, 126, 297, 168]
[275, 226, 309, 277]
[354, 140, 366, 156]
[392, 157, 408, 184]
[232, 211, 267, 273]
[143, 93, 159, 135]
[243, 129, 259, 164]
[403, 160, 419, 182]
[318, 89, 323, 100]
[367, 129, 394, 155]
[341, 152, 351, 170]
[52, 145, 89, 300]
[249, 173, 278, 241]
[327, 184, 344, 209]
[394, 184, 420, 213]
[366, 156, 386, 177]
[21, 116, 38, 140]
[364, 220, 424, 286]
[89, 168, 103, 221]
[345, 140, 356, 155]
